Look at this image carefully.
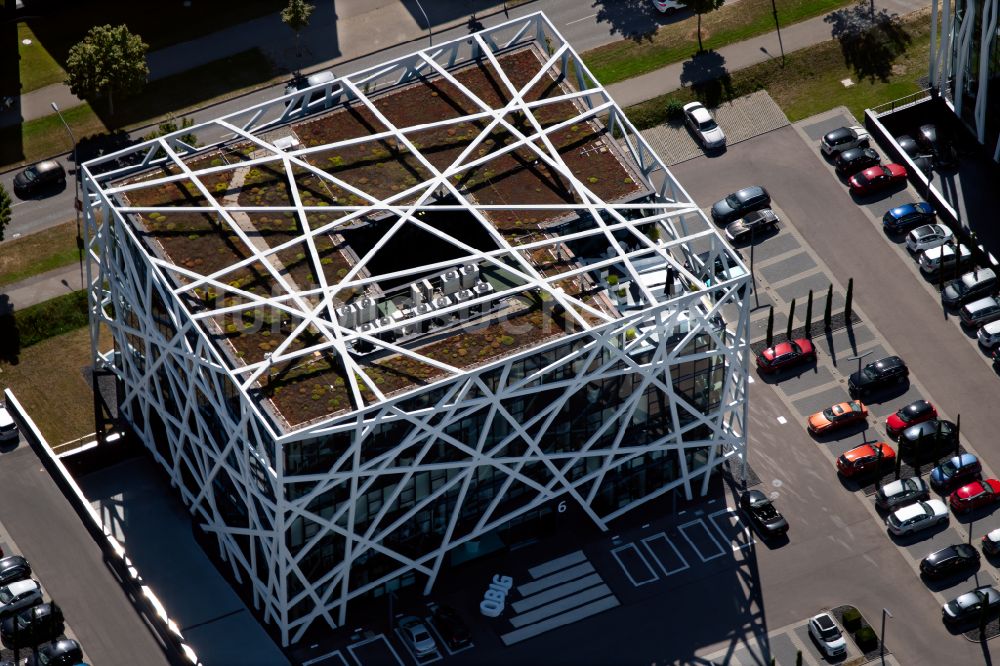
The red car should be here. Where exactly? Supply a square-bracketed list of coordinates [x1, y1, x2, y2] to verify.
[848, 163, 907, 195]
[886, 399, 937, 438]
[837, 442, 895, 478]
[950, 479, 1000, 513]
[756, 338, 816, 373]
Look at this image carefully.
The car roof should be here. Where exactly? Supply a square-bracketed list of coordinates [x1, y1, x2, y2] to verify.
[812, 613, 836, 629]
[306, 70, 335, 85]
[0, 407, 13, 428]
[967, 296, 1000, 310]
[4, 579, 36, 595]
[826, 127, 854, 140]
[0, 555, 27, 568]
[736, 186, 765, 200]
[873, 356, 903, 369]
[34, 160, 63, 173]
[689, 106, 712, 123]
[982, 320, 1000, 334]
[962, 268, 996, 285]
[893, 503, 926, 520]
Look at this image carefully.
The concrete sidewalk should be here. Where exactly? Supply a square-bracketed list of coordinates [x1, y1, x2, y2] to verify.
[606, 0, 929, 108]
[0, 263, 84, 311]
[4, 0, 507, 129]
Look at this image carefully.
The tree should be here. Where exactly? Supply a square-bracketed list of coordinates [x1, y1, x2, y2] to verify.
[65, 24, 149, 117]
[282, 0, 315, 60]
[679, 0, 727, 52]
[824, 1, 910, 82]
[0, 183, 10, 242]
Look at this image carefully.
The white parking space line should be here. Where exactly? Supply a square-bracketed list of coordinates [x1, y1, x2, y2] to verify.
[641, 533, 690, 576]
[566, 13, 597, 25]
[610, 543, 660, 586]
[302, 650, 349, 666]
[678, 519, 727, 562]
[347, 634, 405, 666]
[393, 627, 442, 664]
[708, 508, 755, 551]
[425, 617, 474, 656]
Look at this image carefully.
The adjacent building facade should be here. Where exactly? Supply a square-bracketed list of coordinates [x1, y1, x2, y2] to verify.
[931, 0, 1000, 160]
[81, 13, 751, 645]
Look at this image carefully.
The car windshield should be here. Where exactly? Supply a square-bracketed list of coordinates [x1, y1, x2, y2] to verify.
[863, 366, 878, 379]
[941, 460, 959, 474]
[823, 407, 837, 419]
[756, 503, 779, 519]
[725, 194, 740, 207]
[0, 588, 12, 603]
[22, 167, 38, 182]
[818, 624, 841, 639]
[699, 118, 718, 131]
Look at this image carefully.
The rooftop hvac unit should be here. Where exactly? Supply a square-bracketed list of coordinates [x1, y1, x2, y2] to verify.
[335, 304, 358, 328]
[473, 281, 494, 297]
[441, 270, 460, 296]
[454, 288, 473, 302]
[357, 297, 377, 324]
[373, 316, 395, 342]
[355, 322, 375, 353]
[433, 295, 454, 325]
[409, 283, 423, 306]
[393, 308, 415, 337]
[459, 263, 479, 289]
[414, 302, 435, 333]
[419, 279, 434, 301]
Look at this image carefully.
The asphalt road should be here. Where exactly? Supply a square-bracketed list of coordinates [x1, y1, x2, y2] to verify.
[0, 446, 170, 666]
[0, 0, 684, 240]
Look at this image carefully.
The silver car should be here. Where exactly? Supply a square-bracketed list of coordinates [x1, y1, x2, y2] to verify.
[0, 580, 42, 617]
[886, 499, 948, 536]
[906, 224, 953, 253]
[398, 615, 436, 657]
[876, 477, 929, 510]
[683, 102, 726, 150]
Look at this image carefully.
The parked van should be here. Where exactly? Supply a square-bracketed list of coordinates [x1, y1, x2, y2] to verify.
[919, 244, 973, 275]
[960, 296, 1000, 328]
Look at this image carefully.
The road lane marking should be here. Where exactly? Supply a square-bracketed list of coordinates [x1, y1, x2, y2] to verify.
[777, 416, 787, 424]
[566, 13, 597, 25]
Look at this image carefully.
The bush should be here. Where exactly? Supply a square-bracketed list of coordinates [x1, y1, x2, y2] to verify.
[665, 98, 686, 122]
[15, 290, 89, 348]
[841, 607, 862, 631]
[854, 626, 878, 651]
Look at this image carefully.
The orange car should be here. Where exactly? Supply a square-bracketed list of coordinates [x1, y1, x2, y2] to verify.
[807, 400, 868, 435]
[837, 442, 895, 477]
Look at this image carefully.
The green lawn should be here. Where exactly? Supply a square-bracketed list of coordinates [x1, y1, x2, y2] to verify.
[583, 0, 854, 85]
[0, 221, 80, 287]
[625, 10, 932, 128]
[18, 23, 65, 93]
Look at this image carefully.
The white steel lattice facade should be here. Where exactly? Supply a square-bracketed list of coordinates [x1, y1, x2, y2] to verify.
[931, 0, 1000, 161]
[81, 12, 751, 645]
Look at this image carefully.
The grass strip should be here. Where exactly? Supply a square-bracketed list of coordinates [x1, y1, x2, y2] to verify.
[583, 0, 854, 85]
[0, 220, 80, 287]
[14, 290, 89, 349]
[18, 22, 66, 93]
[0, 326, 112, 446]
[624, 10, 932, 128]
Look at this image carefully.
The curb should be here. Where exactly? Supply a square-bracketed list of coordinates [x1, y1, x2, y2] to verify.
[0, 0, 536, 178]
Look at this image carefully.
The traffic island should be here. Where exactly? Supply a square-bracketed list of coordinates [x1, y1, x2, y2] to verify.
[832, 605, 888, 662]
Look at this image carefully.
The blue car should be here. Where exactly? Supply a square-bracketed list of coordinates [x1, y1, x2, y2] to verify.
[882, 202, 935, 233]
[930, 453, 981, 491]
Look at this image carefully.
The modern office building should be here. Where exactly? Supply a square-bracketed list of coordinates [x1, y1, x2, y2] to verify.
[81, 13, 751, 646]
[931, 0, 1000, 161]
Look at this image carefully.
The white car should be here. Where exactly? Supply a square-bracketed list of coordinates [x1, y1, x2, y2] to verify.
[875, 477, 930, 510]
[918, 243, 972, 275]
[979, 321, 1000, 348]
[398, 615, 437, 657]
[808, 612, 847, 658]
[821, 125, 870, 156]
[651, 0, 684, 13]
[683, 101, 726, 150]
[0, 580, 42, 617]
[906, 223, 953, 253]
[0, 405, 18, 443]
[886, 499, 948, 536]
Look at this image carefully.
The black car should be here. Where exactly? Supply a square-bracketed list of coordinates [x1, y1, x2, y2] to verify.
[848, 356, 908, 398]
[710, 186, 771, 225]
[724, 208, 779, 242]
[921, 543, 981, 579]
[835, 147, 880, 175]
[11, 160, 66, 197]
[23, 639, 82, 666]
[739, 490, 788, 537]
[0, 602, 64, 649]
[918, 123, 958, 169]
[942, 268, 999, 308]
[896, 134, 920, 157]
[898, 419, 958, 456]
[943, 585, 1000, 625]
[0, 557, 31, 588]
[432, 604, 472, 650]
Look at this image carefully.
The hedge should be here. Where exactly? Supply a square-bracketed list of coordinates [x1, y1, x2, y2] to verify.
[14, 290, 90, 348]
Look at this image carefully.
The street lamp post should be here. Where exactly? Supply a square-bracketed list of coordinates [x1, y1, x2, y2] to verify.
[881, 607, 892, 660]
[769, 0, 785, 64]
[51, 102, 83, 282]
[750, 225, 760, 308]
